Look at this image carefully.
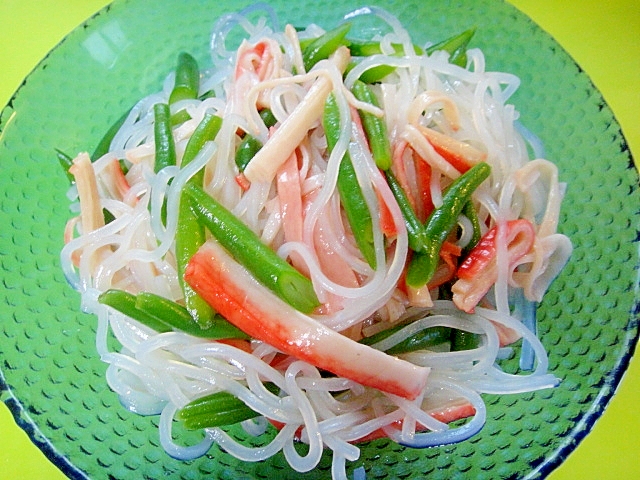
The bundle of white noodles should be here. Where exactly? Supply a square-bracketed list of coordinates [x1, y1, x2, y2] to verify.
[60, 5, 572, 479]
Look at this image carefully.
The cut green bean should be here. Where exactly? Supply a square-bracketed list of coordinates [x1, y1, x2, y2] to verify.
[360, 322, 452, 355]
[176, 113, 223, 326]
[169, 52, 200, 104]
[170, 109, 192, 126]
[135, 292, 248, 339]
[98, 289, 248, 339]
[98, 289, 172, 333]
[323, 93, 377, 269]
[384, 170, 428, 252]
[302, 22, 351, 72]
[184, 183, 320, 314]
[406, 162, 491, 287]
[348, 42, 423, 84]
[153, 102, 176, 173]
[450, 330, 481, 351]
[56, 149, 75, 183]
[178, 383, 280, 429]
[462, 199, 482, 254]
[259, 108, 278, 128]
[235, 134, 263, 172]
[351, 80, 392, 170]
[425, 27, 476, 68]
[92, 107, 131, 161]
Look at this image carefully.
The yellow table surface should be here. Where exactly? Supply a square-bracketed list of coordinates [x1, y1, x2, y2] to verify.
[0, 0, 638, 478]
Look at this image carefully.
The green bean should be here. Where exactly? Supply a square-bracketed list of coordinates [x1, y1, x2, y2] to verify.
[98, 289, 247, 339]
[462, 200, 482, 255]
[169, 52, 200, 104]
[302, 22, 351, 72]
[135, 292, 248, 339]
[153, 102, 176, 173]
[450, 330, 481, 351]
[184, 183, 320, 314]
[425, 27, 476, 68]
[92, 107, 131, 161]
[384, 170, 427, 252]
[170, 109, 192, 127]
[360, 322, 452, 355]
[348, 42, 424, 57]
[176, 113, 223, 326]
[56, 149, 75, 183]
[177, 383, 280, 429]
[259, 108, 278, 128]
[235, 134, 263, 172]
[406, 162, 491, 287]
[348, 42, 423, 84]
[98, 289, 172, 333]
[351, 80, 392, 170]
[323, 93, 377, 269]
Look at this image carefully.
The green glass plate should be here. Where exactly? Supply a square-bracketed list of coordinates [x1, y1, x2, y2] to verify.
[0, 0, 638, 478]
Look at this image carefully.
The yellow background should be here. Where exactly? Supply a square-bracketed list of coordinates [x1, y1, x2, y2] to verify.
[0, 0, 638, 478]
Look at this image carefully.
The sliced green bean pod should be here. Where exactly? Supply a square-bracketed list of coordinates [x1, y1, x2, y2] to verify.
[425, 27, 476, 68]
[56, 149, 75, 183]
[178, 383, 280, 429]
[169, 52, 200, 104]
[384, 170, 428, 252]
[92, 107, 131, 161]
[184, 183, 320, 314]
[235, 134, 263, 172]
[153, 102, 176, 173]
[323, 93, 377, 269]
[176, 113, 223, 326]
[302, 22, 351, 72]
[135, 292, 247, 339]
[406, 162, 491, 287]
[98, 289, 172, 333]
[351, 80, 392, 170]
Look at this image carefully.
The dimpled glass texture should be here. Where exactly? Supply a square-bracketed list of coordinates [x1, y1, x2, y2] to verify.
[0, 0, 638, 478]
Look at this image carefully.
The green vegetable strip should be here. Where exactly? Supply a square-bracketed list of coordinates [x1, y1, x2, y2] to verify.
[425, 27, 476, 68]
[98, 289, 248, 339]
[348, 42, 424, 57]
[135, 292, 248, 339]
[302, 22, 351, 72]
[351, 80, 392, 170]
[349, 29, 474, 83]
[91, 107, 131, 161]
[98, 289, 172, 333]
[153, 103, 177, 173]
[462, 200, 482, 255]
[177, 383, 280, 429]
[323, 94, 377, 269]
[170, 109, 192, 127]
[169, 52, 200, 104]
[406, 162, 491, 287]
[360, 323, 452, 355]
[176, 113, 223, 326]
[259, 108, 278, 128]
[56, 149, 75, 183]
[450, 330, 481, 351]
[184, 183, 320, 314]
[384, 170, 428, 252]
[235, 134, 263, 172]
[348, 42, 423, 84]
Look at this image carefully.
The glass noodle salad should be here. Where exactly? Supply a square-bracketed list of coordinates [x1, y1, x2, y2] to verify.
[60, 5, 572, 479]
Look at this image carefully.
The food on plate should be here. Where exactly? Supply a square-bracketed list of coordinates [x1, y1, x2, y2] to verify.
[60, 5, 572, 479]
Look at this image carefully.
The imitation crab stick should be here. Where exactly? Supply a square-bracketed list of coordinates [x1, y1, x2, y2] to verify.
[452, 219, 536, 313]
[185, 239, 431, 401]
[242, 46, 350, 184]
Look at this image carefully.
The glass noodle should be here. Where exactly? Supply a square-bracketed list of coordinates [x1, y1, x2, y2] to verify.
[61, 5, 572, 479]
